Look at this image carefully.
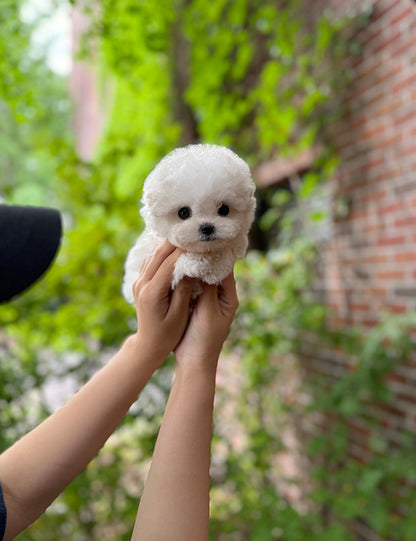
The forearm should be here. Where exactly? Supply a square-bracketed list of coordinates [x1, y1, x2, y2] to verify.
[132, 365, 217, 541]
[0, 335, 159, 539]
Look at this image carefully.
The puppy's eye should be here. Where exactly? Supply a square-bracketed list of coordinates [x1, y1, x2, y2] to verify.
[218, 204, 230, 217]
[178, 206, 192, 220]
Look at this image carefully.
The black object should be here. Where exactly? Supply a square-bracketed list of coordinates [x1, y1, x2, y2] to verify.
[0, 204, 62, 303]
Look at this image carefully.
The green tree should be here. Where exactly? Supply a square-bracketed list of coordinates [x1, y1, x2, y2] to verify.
[0, 0, 73, 452]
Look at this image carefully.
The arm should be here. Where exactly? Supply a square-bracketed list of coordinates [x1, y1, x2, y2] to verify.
[0, 242, 194, 540]
[132, 273, 238, 541]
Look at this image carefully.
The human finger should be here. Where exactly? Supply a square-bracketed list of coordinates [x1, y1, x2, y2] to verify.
[141, 241, 176, 282]
[169, 277, 195, 318]
[198, 282, 219, 310]
[150, 248, 185, 297]
[138, 253, 153, 278]
[218, 272, 239, 316]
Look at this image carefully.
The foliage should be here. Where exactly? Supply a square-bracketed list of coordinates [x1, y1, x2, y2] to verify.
[0, 0, 72, 206]
[0, 0, 73, 455]
[3, 1, 410, 540]
[1, 0, 359, 361]
[306, 308, 416, 541]
[182, 0, 356, 161]
[215, 232, 416, 540]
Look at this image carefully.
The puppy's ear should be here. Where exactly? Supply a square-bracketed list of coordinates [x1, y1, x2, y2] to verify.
[143, 191, 157, 209]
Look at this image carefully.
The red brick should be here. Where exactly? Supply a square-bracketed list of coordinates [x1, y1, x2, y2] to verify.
[377, 98, 404, 118]
[367, 287, 388, 297]
[395, 217, 416, 228]
[347, 158, 384, 177]
[390, 6, 414, 27]
[364, 157, 385, 170]
[399, 144, 416, 158]
[372, 1, 401, 23]
[330, 315, 354, 328]
[360, 189, 387, 204]
[361, 318, 379, 329]
[373, 133, 403, 151]
[348, 116, 368, 132]
[358, 123, 386, 141]
[376, 270, 406, 280]
[372, 31, 403, 56]
[377, 235, 405, 247]
[392, 71, 416, 94]
[388, 304, 408, 314]
[378, 202, 403, 215]
[372, 167, 403, 183]
[360, 27, 384, 52]
[373, 63, 403, 87]
[395, 251, 416, 263]
[394, 109, 416, 128]
[349, 209, 370, 221]
[361, 255, 388, 265]
[361, 88, 385, 109]
[392, 38, 416, 59]
[362, 223, 385, 235]
[350, 303, 371, 312]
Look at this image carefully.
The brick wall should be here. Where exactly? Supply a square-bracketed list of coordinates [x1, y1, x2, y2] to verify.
[321, 0, 416, 401]
[324, 0, 416, 325]
[300, 1, 416, 538]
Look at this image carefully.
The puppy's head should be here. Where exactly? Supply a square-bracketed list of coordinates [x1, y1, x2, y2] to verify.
[141, 144, 256, 254]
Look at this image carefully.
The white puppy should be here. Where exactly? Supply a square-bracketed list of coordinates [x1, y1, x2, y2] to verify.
[122, 144, 256, 303]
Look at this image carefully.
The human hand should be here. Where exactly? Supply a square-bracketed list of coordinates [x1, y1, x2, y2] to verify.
[174, 272, 239, 375]
[131, 241, 194, 368]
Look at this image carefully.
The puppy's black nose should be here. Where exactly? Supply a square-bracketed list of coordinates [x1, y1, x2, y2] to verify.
[200, 223, 215, 237]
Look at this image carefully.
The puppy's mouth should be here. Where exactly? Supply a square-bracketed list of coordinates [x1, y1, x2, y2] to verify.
[200, 234, 217, 242]
[191, 236, 225, 253]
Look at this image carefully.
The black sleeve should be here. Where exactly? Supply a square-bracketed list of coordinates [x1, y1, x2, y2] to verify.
[0, 483, 7, 540]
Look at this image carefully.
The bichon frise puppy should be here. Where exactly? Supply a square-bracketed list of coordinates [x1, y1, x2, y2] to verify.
[122, 144, 256, 303]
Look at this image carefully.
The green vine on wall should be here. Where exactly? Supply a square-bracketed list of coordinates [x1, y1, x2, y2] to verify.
[226, 228, 416, 540]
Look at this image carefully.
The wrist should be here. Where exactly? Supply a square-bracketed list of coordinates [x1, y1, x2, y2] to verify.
[122, 334, 167, 375]
[173, 365, 217, 405]
[174, 357, 219, 382]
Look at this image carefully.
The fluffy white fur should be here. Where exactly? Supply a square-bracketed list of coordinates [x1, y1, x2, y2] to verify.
[122, 144, 256, 303]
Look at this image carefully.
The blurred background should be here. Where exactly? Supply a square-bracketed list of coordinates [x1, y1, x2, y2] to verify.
[1, 0, 416, 539]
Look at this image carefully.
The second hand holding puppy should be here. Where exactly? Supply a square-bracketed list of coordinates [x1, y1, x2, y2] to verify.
[132, 272, 238, 541]
[174, 273, 239, 376]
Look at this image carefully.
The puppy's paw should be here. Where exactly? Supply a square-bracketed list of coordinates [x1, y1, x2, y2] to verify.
[171, 254, 187, 289]
[191, 280, 203, 299]
[171, 252, 202, 286]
